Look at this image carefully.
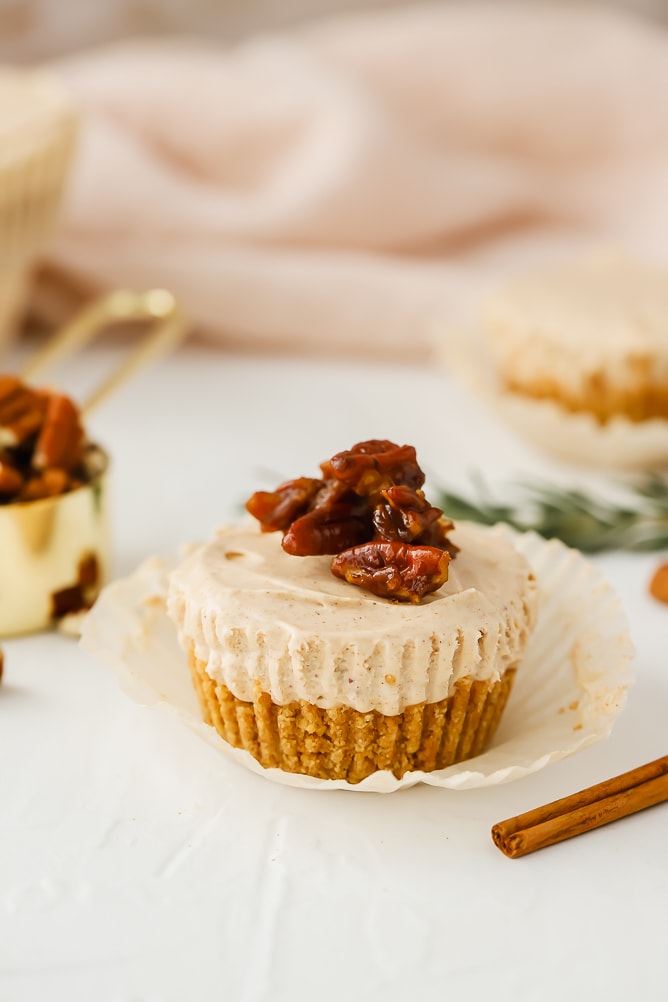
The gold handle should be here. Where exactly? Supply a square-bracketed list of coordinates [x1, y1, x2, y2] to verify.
[20, 288, 187, 413]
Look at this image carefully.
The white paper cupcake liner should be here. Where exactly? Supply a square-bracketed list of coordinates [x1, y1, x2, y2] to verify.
[79, 527, 635, 792]
[438, 327, 668, 470]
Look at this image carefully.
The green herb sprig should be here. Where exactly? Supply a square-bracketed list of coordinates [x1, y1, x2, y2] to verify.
[436, 474, 668, 553]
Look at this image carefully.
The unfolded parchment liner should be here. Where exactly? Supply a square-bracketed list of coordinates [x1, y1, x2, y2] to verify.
[438, 327, 668, 470]
[80, 528, 634, 792]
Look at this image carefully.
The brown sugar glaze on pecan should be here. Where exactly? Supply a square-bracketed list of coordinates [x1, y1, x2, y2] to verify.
[0, 375, 88, 504]
[331, 541, 451, 603]
[246, 440, 458, 602]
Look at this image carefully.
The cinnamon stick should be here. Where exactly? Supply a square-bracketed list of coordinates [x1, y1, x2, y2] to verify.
[492, 754, 668, 859]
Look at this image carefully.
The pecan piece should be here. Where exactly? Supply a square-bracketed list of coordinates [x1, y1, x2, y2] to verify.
[372, 485, 443, 542]
[331, 541, 451, 603]
[0, 459, 24, 497]
[246, 477, 324, 532]
[20, 468, 70, 502]
[328, 440, 425, 495]
[0, 376, 20, 402]
[0, 378, 47, 448]
[33, 394, 84, 473]
[414, 517, 460, 557]
[649, 563, 668, 605]
[282, 503, 371, 556]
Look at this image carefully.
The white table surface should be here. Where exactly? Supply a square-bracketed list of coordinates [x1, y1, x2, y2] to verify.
[1, 341, 667, 1002]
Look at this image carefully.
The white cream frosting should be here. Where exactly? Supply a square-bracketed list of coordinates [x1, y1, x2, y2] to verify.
[167, 521, 538, 715]
[482, 257, 668, 395]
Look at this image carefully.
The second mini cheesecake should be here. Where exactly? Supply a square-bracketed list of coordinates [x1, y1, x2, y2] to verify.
[482, 257, 668, 424]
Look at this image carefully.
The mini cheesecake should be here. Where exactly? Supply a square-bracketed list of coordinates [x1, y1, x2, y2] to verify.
[482, 257, 668, 423]
[167, 521, 538, 782]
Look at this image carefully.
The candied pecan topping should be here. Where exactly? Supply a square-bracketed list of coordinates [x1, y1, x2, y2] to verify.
[0, 458, 24, 497]
[0, 376, 19, 402]
[20, 468, 70, 502]
[33, 394, 84, 473]
[282, 502, 372, 556]
[331, 542, 451, 603]
[0, 377, 48, 449]
[246, 477, 324, 532]
[328, 440, 425, 495]
[0, 375, 89, 505]
[414, 517, 460, 558]
[245, 439, 456, 602]
[372, 485, 442, 542]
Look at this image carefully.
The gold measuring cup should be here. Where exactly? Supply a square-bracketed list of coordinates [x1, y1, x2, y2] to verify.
[0, 288, 187, 637]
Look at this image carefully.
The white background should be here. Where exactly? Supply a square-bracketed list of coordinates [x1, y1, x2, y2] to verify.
[1, 341, 667, 1001]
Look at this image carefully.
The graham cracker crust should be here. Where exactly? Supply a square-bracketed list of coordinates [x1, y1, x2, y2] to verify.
[505, 370, 668, 423]
[188, 651, 517, 783]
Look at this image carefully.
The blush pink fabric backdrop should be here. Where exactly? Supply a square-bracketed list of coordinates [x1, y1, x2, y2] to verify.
[45, 2, 668, 357]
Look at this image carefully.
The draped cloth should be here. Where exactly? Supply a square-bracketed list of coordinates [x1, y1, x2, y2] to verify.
[44, 2, 668, 357]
